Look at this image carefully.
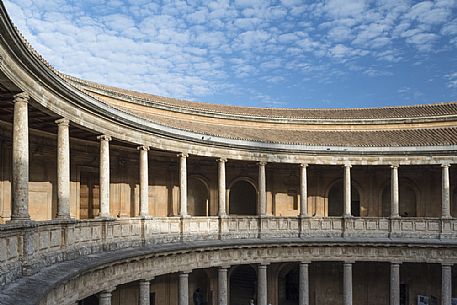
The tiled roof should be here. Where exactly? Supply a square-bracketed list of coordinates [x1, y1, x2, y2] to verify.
[65, 75, 457, 121]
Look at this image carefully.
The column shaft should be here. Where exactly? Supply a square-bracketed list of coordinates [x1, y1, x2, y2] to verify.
[390, 263, 400, 305]
[442, 165, 451, 218]
[218, 158, 227, 217]
[258, 264, 268, 305]
[344, 165, 352, 217]
[391, 165, 399, 218]
[442, 264, 452, 305]
[99, 291, 112, 305]
[179, 153, 188, 217]
[98, 135, 111, 217]
[258, 162, 267, 216]
[56, 118, 71, 219]
[179, 272, 189, 305]
[139, 146, 150, 217]
[218, 267, 228, 305]
[10, 92, 30, 223]
[299, 262, 309, 305]
[343, 262, 353, 305]
[300, 164, 308, 217]
[139, 280, 150, 305]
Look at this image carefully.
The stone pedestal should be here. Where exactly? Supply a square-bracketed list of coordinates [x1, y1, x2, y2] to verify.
[10, 92, 30, 223]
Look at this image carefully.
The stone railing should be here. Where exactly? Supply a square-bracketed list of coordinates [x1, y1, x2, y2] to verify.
[1, 216, 456, 286]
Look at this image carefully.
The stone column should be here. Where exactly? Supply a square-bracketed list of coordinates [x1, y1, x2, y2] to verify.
[10, 92, 30, 223]
[218, 158, 227, 217]
[391, 165, 399, 218]
[390, 263, 400, 305]
[97, 135, 112, 218]
[300, 164, 308, 217]
[56, 118, 71, 219]
[99, 290, 112, 305]
[179, 153, 188, 217]
[218, 266, 228, 305]
[258, 264, 268, 305]
[179, 272, 189, 305]
[344, 164, 352, 217]
[442, 264, 452, 305]
[343, 262, 353, 305]
[258, 161, 267, 216]
[442, 164, 451, 219]
[139, 279, 150, 305]
[138, 146, 150, 217]
[299, 262, 310, 305]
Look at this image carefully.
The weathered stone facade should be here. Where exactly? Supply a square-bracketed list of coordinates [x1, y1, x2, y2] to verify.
[1, 2, 457, 305]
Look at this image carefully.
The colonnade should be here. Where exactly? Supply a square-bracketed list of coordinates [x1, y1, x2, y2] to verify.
[91, 262, 453, 305]
[5, 92, 454, 222]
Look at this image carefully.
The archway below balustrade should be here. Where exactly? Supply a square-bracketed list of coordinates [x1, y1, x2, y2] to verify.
[278, 263, 299, 305]
[327, 181, 361, 217]
[229, 264, 257, 305]
[381, 182, 418, 217]
[229, 179, 257, 215]
[187, 176, 211, 216]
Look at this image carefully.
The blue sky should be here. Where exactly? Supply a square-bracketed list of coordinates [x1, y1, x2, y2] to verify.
[4, 0, 457, 108]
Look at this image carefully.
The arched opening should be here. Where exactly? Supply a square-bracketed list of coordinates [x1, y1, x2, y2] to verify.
[452, 187, 457, 217]
[327, 182, 360, 217]
[187, 177, 210, 216]
[229, 180, 257, 215]
[381, 183, 417, 217]
[189, 269, 210, 305]
[278, 264, 299, 305]
[230, 265, 257, 305]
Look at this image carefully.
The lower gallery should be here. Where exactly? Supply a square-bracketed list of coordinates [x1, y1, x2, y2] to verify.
[0, 3, 457, 305]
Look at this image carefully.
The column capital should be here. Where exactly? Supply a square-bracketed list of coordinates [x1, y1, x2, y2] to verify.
[390, 261, 402, 266]
[178, 152, 189, 158]
[390, 163, 399, 169]
[219, 265, 231, 270]
[300, 261, 311, 265]
[258, 161, 267, 166]
[343, 162, 352, 168]
[55, 118, 70, 126]
[97, 134, 112, 142]
[137, 145, 150, 151]
[258, 263, 269, 268]
[299, 163, 308, 168]
[442, 163, 451, 168]
[218, 157, 227, 163]
[442, 263, 453, 268]
[179, 270, 191, 276]
[13, 92, 30, 103]
[343, 261, 355, 265]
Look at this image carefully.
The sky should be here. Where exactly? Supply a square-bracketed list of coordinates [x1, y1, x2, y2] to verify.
[3, 0, 457, 108]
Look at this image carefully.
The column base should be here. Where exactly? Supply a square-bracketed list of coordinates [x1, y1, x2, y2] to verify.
[7, 216, 32, 225]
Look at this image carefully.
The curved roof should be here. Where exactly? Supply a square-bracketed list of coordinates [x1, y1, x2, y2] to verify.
[1, 2, 457, 151]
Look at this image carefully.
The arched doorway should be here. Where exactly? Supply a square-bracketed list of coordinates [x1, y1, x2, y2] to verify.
[187, 177, 210, 216]
[229, 180, 257, 215]
[278, 264, 299, 305]
[381, 183, 417, 217]
[327, 182, 360, 217]
[230, 265, 257, 305]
